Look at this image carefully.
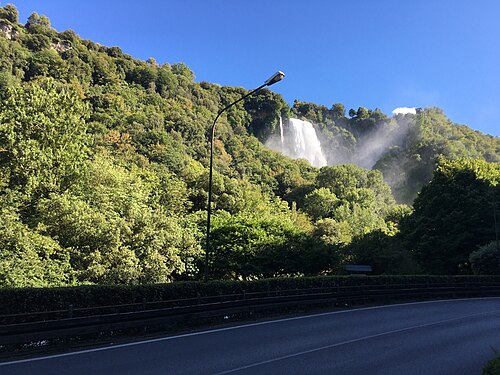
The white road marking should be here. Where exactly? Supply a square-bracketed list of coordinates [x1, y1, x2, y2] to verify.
[1, 297, 499, 366]
[214, 308, 500, 374]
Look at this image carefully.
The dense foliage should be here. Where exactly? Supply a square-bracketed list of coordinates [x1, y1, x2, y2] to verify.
[470, 242, 500, 275]
[483, 352, 500, 375]
[0, 5, 499, 287]
[2, 275, 499, 314]
[401, 159, 500, 274]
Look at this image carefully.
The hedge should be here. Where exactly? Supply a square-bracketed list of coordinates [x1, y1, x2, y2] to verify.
[1, 275, 499, 315]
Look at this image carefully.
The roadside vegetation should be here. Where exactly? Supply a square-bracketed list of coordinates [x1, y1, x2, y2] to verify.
[483, 351, 500, 375]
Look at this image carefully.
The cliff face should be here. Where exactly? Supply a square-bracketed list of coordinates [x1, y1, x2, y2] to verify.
[51, 40, 72, 52]
[0, 21, 19, 40]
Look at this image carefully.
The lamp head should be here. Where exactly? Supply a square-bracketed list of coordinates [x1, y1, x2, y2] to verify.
[264, 71, 285, 86]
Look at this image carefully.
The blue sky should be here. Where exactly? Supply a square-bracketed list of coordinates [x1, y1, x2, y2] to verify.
[9, 0, 500, 136]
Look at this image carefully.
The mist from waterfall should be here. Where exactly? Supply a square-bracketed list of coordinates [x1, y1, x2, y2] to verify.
[266, 117, 327, 167]
[264, 113, 416, 204]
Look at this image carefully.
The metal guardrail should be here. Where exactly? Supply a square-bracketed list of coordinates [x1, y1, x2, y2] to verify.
[1, 283, 499, 346]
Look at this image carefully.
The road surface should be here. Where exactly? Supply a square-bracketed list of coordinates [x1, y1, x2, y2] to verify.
[1, 298, 500, 374]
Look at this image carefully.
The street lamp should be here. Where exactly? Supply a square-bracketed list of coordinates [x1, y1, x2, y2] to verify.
[204, 71, 285, 282]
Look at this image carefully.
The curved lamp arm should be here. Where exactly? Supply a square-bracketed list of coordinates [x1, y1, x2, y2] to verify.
[204, 71, 284, 282]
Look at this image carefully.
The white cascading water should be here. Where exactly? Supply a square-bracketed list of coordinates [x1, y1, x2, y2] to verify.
[282, 118, 327, 167]
[279, 115, 284, 150]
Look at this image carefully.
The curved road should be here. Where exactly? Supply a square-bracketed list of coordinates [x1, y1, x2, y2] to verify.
[2, 298, 500, 374]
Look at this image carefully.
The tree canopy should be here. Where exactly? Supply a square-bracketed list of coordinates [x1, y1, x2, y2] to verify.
[400, 159, 500, 274]
[0, 4, 499, 286]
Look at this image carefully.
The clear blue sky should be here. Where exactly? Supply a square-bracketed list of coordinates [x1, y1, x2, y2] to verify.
[9, 0, 500, 136]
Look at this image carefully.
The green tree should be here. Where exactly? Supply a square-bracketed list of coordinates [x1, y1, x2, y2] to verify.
[0, 206, 72, 287]
[24, 34, 51, 52]
[0, 37, 29, 79]
[39, 15, 51, 28]
[171, 62, 194, 80]
[209, 213, 336, 280]
[26, 12, 40, 27]
[26, 49, 65, 77]
[331, 103, 345, 118]
[313, 218, 352, 246]
[344, 230, 419, 274]
[303, 187, 339, 220]
[469, 242, 500, 275]
[299, 165, 396, 243]
[0, 4, 19, 23]
[401, 159, 500, 274]
[356, 107, 369, 119]
[315, 164, 395, 211]
[27, 12, 50, 28]
[0, 77, 90, 200]
[34, 154, 197, 284]
[91, 53, 120, 85]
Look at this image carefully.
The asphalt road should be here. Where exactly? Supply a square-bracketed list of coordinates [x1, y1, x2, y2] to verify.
[2, 298, 500, 375]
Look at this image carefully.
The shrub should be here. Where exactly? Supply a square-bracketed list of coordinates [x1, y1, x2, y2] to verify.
[470, 242, 500, 275]
[483, 351, 500, 375]
[1, 275, 499, 315]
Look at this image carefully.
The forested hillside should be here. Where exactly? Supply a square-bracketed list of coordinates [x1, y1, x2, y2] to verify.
[0, 4, 499, 287]
[290, 101, 500, 203]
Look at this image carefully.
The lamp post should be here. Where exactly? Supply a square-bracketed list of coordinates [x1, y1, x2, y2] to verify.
[204, 71, 285, 282]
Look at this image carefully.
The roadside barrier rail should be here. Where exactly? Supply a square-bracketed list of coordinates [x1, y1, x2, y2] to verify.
[1, 281, 499, 346]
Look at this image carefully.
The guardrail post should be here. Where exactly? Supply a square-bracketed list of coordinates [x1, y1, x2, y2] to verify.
[68, 304, 74, 319]
[142, 298, 148, 333]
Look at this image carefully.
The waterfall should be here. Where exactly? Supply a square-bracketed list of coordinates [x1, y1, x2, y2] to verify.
[279, 115, 284, 150]
[265, 117, 327, 167]
[282, 118, 327, 167]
